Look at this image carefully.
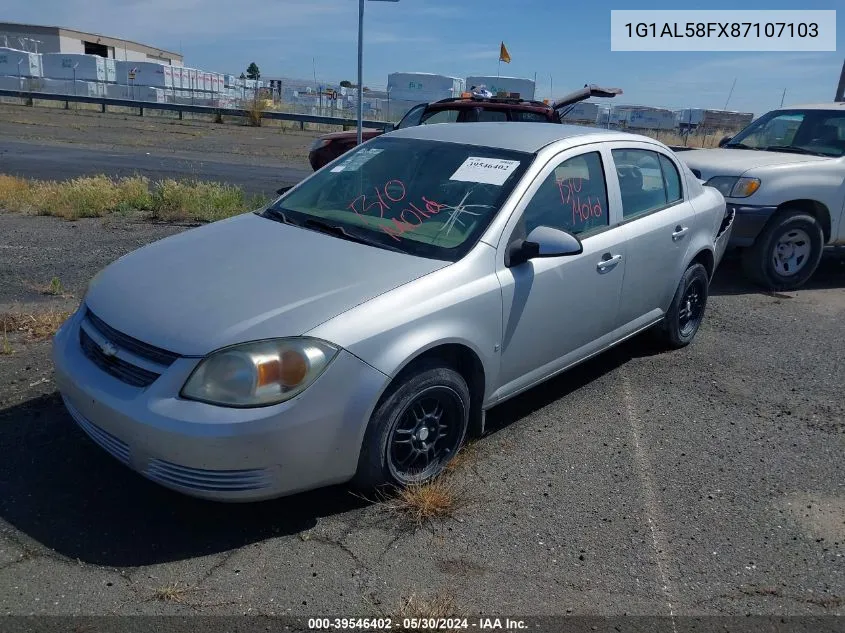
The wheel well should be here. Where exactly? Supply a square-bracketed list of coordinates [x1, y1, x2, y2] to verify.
[691, 248, 714, 280]
[775, 200, 832, 242]
[394, 344, 487, 438]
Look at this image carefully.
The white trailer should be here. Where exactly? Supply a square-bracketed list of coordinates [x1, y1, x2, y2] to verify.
[611, 106, 676, 130]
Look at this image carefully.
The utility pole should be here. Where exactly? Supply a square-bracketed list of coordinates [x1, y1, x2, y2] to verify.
[836, 58, 845, 102]
[780, 88, 787, 108]
[723, 77, 737, 110]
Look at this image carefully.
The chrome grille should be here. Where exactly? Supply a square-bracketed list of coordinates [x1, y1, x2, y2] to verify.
[79, 327, 160, 387]
[145, 459, 272, 492]
[63, 396, 130, 465]
[85, 308, 179, 367]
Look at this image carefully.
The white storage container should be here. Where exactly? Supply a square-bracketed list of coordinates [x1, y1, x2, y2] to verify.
[387, 72, 463, 102]
[0, 47, 43, 78]
[115, 60, 167, 88]
[561, 102, 600, 123]
[163, 65, 174, 89]
[104, 58, 117, 83]
[42, 53, 105, 82]
[211, 73, 220, 93]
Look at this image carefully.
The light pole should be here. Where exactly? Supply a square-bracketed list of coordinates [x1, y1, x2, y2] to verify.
[356, 0, 399, 146]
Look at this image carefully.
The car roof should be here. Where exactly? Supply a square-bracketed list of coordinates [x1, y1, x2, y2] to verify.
[429, 97, 552, 112]
[384, 121, 661, 153]
[776, 102, 845, 111]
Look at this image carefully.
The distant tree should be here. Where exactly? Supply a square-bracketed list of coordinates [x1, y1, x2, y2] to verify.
[339, 80, 353, 88]
[246, 62, 260, 80]
[239, 72, 246, 79]
[363, 86, 371, 92]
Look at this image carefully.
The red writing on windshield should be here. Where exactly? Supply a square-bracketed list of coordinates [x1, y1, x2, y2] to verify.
[347, 179, 447, 241]
[557, 177, 603, 225]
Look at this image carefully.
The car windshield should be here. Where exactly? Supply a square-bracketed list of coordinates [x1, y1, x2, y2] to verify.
[265, 136, 534, 261]
[726, 109, 845, 157]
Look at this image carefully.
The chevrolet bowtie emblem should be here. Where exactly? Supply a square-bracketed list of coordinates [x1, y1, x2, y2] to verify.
[100, 340, 118, 357]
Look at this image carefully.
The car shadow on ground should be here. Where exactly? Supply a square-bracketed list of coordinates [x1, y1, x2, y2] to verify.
[709, 250, 845, 297]
[0, 335, 660, 569]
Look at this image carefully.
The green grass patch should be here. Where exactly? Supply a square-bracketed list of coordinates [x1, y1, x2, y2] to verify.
[0, 173, 269, 222]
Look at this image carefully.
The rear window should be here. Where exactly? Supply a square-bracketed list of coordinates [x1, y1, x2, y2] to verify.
[511, 111, 552, 122]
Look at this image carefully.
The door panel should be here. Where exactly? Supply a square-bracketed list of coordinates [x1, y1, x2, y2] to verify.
[496, 229, 627, 394]
[608, 145, 698, 325]
[492, 146, 627, 398]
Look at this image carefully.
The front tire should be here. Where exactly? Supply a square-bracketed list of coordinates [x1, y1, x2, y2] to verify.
[741, 210, 824, 291]
[352, 362, 470, 492]
[656, 262, 710, 349]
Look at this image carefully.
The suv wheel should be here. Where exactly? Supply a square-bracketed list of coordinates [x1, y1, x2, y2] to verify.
[742, 210, 824, 291]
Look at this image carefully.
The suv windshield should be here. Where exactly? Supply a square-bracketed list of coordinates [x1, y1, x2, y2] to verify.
[726, 108, 845, 157]
[266, 136, 534, 261]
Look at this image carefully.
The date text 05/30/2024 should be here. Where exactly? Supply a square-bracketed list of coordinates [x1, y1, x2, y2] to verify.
[308, 617, 528, 630]
[624, 21, 819, 38]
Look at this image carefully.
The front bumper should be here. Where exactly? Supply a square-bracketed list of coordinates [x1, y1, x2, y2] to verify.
[52, 306, 389, 502]
[724, 203, 779, 247]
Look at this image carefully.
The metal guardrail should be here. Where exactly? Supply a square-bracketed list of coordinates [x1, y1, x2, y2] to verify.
[0, 89, 394, 131]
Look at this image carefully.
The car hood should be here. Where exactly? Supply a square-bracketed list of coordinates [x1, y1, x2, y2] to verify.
[680, 148, 830, 180]
[84, 212, 450, 357]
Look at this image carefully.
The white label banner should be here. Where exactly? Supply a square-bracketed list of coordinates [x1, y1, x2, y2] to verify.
[610, 10, 836, 51]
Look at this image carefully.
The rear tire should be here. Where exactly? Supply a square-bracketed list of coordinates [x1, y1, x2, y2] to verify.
[352, 361, 470, 493]
[741, 210, 824, 291]
[655, 262, 710, 349]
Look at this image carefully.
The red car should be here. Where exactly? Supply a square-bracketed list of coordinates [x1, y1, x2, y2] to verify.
[307, 85, 622, 171]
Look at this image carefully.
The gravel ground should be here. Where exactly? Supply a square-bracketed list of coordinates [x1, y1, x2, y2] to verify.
[0, 211, 843, 625]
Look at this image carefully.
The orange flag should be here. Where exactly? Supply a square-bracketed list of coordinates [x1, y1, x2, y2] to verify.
[499, 42, 511, 64]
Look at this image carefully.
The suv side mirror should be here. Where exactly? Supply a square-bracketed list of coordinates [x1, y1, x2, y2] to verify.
[718, 135, 732, 148]
[505, 226, 583, 267]
[276, 185, 293, 196]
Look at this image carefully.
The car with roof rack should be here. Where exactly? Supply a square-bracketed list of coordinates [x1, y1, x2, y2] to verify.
[307, 85, 623, 171]
[679, 101, 845, 291]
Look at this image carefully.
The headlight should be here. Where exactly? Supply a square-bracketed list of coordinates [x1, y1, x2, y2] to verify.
[309, 138, 331, 151]
[181, 338, 339, 407]
[704, 176, 761, 198]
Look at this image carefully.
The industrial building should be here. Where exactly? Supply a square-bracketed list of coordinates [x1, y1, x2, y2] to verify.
[0, 21, 183, 65]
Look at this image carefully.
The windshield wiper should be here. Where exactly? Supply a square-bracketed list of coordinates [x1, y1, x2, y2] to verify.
[764, 145, 827, 156]
[261, 207, 300, 226]
[302, 218, 405, 253]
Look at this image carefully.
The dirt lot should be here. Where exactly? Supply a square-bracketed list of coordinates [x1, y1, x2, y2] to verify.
[0, 209, 843, 624]
[0, 101, 324, 166]
[0, 107, 843, 628]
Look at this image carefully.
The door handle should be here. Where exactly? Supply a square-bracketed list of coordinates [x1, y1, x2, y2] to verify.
[597, 253, 622, 271]
[672, 225, 689, 241]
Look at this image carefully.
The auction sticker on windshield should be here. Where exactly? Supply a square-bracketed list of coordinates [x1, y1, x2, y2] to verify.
[450, 157, 521, 185]
[331, 148, 384, 173]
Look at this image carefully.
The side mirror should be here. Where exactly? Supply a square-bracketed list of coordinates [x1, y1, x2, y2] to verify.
[718, 135, 732, 148]
[505, 226, 583, 267]
[276, 185, 293, 196]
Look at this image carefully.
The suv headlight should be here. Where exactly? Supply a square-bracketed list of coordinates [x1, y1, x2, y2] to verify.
[181, 338, 339, 407]
[704, 176, 761, 198]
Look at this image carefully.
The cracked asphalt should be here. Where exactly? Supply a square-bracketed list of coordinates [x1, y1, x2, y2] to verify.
[1, 213, 843, 624]
[0, 107, 843, 626]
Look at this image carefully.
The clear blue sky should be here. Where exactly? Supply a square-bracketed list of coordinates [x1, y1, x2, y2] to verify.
[6, 0, 844, 115]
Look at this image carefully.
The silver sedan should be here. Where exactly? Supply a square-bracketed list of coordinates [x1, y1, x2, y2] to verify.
[52, 122, 733, 502]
